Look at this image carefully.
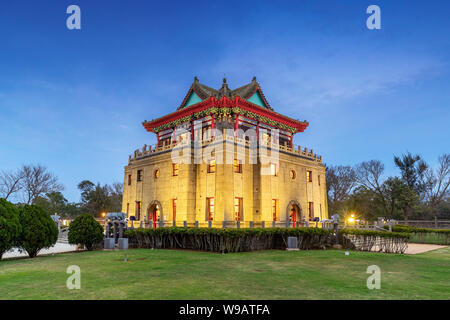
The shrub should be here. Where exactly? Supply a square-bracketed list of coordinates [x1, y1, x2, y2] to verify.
[383, 225, 450, 245]
[18, 204, 58, 258]
[68, 214, 104, 250]
[0, 199, 22, 259]
[124, 227, 331, 253]
[340, 229, 410, 254]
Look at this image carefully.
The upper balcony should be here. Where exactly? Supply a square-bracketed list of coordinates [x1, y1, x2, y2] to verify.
[128, 135, 323, 165]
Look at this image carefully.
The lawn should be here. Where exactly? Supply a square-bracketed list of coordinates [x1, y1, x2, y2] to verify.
[0, 247, 449, 300]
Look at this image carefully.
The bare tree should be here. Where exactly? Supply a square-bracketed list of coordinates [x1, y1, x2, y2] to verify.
[20, 164, 64, 204]
[423, 154, 450, 213]
[326, 165, 357, 214]
[0, 169, 24, 200]
[355, 160, 389, 214]
[111, 182, 123, 196]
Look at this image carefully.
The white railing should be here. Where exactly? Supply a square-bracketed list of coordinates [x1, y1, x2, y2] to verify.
[128, 136, 322, 164]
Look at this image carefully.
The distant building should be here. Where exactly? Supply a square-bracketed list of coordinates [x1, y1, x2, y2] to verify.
[122, 77, 327, 227]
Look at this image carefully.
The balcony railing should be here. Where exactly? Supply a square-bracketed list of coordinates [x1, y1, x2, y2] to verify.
[128, 136, 322, 164]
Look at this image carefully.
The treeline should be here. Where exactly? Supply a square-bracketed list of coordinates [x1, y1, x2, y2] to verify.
[326, 153, 450, 221]
[0, 164, 122, 218]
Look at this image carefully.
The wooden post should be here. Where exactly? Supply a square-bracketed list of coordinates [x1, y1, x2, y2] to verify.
[256, 121, 259, 141]
[211, 114, 215, 139]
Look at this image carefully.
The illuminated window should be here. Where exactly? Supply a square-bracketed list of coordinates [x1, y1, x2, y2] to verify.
[307, 170, 312, 182]
[270, 163, 278, 176]
[234, 197, 242, 221]
[208, 158, 216, 173]
[172, 198, 177, 221]
[234, 159, 242, 173]
[290, 170, 296, 180]
[308, 202, 314, 220]
[154, 169, 160, 178]
[127, 174, 131, 185]
[172, 163, 179, 176]
[272, 199, 278, 221]
[137, 170, 143, 182]
[135, 201, 141, 220]
[207, 197, 215, 221]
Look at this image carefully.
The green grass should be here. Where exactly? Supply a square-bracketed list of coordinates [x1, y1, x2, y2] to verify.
[0, 247, 449, 300]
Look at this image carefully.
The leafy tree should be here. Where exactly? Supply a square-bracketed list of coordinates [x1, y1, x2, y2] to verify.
[77, 180, 123, 216]
[68, 214, 104, 250]
[0, 199, 22, 259]
[355, 160, 390, 215]
[382, 177, 419, 220]
[33, 192, 84, 219]
[77, 180, 95, 204]
[326, 165, 357, 215]
[33, 191, 68, 214]
[63, 203, 84, 219]
[394, 152, 428, 194]
[346, 186, 385, 221]
[18, 204, 58, 258]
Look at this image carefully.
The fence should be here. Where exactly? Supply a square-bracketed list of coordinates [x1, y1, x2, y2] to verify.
[127, 219, 324, 229]
[396, 220, 450, 229]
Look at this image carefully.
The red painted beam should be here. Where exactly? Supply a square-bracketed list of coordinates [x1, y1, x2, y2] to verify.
[142, 96, 308, 133]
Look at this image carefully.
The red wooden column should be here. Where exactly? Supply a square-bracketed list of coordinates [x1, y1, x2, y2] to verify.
[234, 113, 239, 136]
[171, 128, 176, 144]
[190, 120, 194, 142]
[157, 133, 160, 146]
[256, 121, 260, 141]
[290, 133, 293, 148]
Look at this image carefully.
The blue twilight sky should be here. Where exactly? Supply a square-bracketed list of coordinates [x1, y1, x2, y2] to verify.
[0, 0, 449, 202]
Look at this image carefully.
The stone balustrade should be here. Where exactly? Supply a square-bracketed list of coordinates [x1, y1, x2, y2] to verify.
[128, 136, 322, 164]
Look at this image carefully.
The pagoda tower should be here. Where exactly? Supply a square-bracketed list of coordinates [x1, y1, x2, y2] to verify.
[122, 77, 327, 228]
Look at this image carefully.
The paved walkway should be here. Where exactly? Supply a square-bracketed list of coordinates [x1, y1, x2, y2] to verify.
[405, 243, 447, 255]
[2, 242, 79, 259]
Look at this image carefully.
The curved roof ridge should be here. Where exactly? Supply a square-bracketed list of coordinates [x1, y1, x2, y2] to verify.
[178, 77, 272, 110]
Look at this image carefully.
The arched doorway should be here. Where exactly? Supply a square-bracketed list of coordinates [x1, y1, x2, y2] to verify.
[147, 200, 163, 228]
[286, 200, 302, 227]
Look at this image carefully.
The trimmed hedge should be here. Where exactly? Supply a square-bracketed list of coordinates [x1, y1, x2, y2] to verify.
[383, 225, 450, 245]
[390, 225, 450, 234]
[125, 227, 331, 253]
[342, 229, 411, 239]
[340, 229, 410, 254]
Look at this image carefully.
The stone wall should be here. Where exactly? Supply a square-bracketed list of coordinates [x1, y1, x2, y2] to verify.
[122, 136, 328, 225]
